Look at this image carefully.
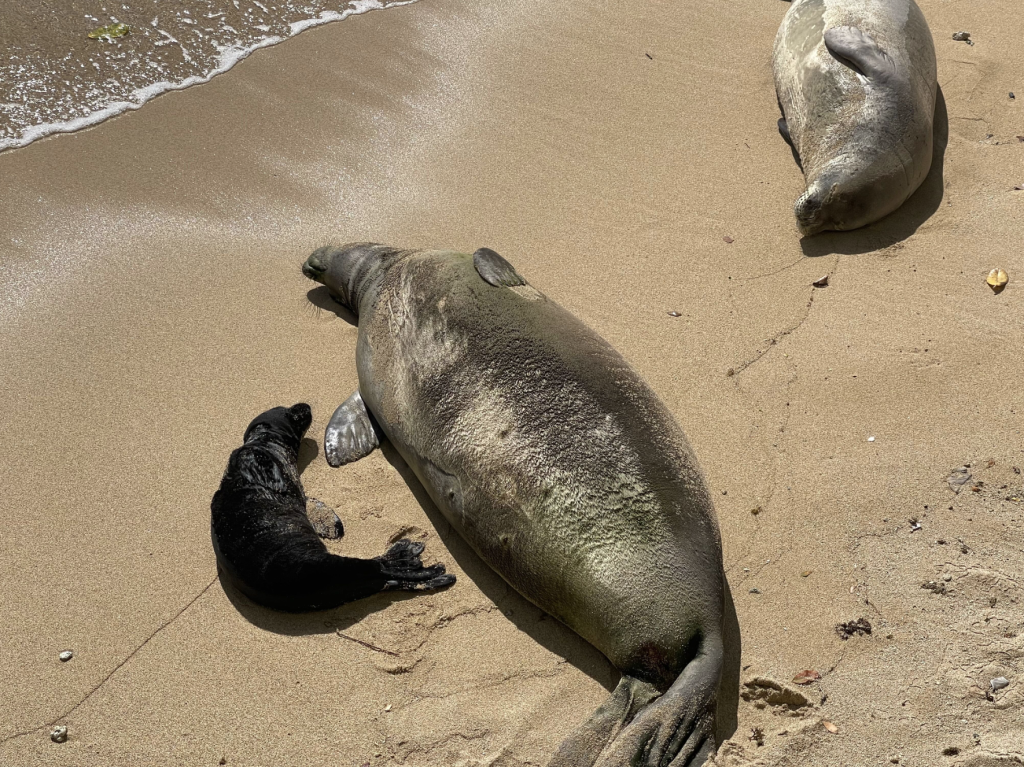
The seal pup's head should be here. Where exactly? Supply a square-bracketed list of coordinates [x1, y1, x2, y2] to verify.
[302, 243, 402, 316]
[242, 403, 312, 455]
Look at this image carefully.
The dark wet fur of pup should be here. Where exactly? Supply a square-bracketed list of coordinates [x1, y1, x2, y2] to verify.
[211, 403, 455, 611]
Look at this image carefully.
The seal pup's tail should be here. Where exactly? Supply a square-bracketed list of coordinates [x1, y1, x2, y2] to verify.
[548, 635, 723, 767]
[211, 403, 455, 612]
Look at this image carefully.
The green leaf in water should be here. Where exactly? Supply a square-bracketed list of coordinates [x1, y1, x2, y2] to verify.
[88, 22, 130, 41]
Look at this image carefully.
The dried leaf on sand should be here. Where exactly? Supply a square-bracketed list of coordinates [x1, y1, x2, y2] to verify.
[792, 669, 821, 685]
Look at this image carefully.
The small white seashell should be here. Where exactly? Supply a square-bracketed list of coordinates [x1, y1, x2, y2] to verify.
[990, 677, 1010, 691]
[59, 651, 73, 662]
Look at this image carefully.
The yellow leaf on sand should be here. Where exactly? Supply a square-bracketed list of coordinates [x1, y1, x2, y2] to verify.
[987, 268, 1008, 290]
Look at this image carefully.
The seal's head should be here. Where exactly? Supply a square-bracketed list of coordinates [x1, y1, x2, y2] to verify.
[302, 243, 399, 316]
[795, 144, 923, 236]
[243, 403, 312, 454]
[795, 158, 886, 236]
[796, 170, 888, 236]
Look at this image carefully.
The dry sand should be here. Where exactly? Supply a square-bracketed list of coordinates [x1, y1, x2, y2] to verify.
[1, 0, 1023, 765]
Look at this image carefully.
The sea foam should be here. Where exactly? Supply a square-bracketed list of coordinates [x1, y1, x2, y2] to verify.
[0, 0, 417, 155]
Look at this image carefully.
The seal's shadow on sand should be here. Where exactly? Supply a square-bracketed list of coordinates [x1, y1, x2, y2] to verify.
[380, 443, 742, 744]
[799, 86, 949, 257]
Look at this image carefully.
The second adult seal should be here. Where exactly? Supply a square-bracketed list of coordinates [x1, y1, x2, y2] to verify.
[303, 243, 725, 767]
[773, 0, 937, 235]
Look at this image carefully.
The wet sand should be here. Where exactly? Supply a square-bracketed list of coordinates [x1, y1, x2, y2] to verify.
[1, 0, 1023, 764]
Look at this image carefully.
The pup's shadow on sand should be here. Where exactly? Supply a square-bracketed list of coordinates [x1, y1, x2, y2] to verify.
[798, 86, 949, 257]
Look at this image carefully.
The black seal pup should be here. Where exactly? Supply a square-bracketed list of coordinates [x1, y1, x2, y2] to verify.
[303, 244, 725, 766]
[211, 402, 455, 611]
[773, 0, 937, 235]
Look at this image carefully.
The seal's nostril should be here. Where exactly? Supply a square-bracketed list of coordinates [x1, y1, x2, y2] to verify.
[302, 256, 327, 281]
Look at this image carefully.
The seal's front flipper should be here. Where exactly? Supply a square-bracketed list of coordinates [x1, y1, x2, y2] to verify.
[824, 26, 896, 82]
[778, 117, 803, 170]
[376, 539, 457, 591]
[777, 118, 793, 147]
[473, 247, 527, 287]
[305, 497, 344, 539]
[324, 390, 380, 467]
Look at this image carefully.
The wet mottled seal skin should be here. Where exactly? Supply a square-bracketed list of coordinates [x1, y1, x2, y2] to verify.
[773, 0, 937, 235]
[303, 244, 725, 767]
[210, 402, 455, 612]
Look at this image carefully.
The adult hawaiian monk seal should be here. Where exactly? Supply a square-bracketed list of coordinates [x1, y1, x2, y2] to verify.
[773, 0, 937, 235]
[302, 243, 725, 766]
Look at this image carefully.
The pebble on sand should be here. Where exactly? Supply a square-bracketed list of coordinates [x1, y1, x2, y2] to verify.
[990, 676, 1010, 691]
[59, 650, 73, 662]
[50, 726, 68, 743]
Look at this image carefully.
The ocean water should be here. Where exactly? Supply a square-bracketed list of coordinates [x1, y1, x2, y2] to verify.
[0, 0, 414, 153]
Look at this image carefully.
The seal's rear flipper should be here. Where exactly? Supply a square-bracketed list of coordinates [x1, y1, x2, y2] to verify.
[547, 676, 660, 767]
[824, 26, 896, 82]
[325, 390, 380, 467]
[473, 248, 527, 287]
[586, 638, 723, 767]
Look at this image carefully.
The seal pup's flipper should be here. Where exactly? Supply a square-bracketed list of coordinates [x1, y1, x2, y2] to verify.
[823, 26, 897, 82]
[305, 497, 344, 539]
[377, 540, 457, 592]
[473, 247, 527, 287]
[325, 390, 380, 467]
[253, 539, 455, 611]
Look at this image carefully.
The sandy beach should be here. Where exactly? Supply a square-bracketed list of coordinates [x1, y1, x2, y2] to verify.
[1, 0, 1023, 764]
